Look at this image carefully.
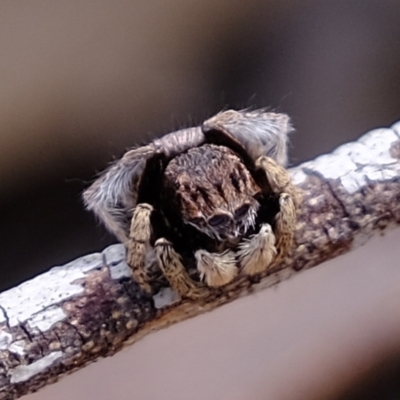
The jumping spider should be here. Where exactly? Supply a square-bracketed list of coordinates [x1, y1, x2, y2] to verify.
[84, 109, 299, 299]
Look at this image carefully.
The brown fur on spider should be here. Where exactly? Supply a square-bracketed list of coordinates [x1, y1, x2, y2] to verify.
[83, 109, 300, 299]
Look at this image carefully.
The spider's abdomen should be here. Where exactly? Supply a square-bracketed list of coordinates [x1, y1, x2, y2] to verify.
[162, 144, 261, 241]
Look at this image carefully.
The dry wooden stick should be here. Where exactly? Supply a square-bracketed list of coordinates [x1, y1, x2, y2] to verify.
[1, 122, 400, 399]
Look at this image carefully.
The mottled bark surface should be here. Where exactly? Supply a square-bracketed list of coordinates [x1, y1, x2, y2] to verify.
[1, 123, 400, 399]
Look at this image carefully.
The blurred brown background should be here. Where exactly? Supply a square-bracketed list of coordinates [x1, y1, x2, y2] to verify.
[1, 1, 400, 399]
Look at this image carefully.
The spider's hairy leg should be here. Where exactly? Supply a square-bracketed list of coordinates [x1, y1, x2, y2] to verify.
[83, 145, 156, 243]
[237, 224, 277, 275]
[255, 156, 300, 259]
[255, 156, 301, 207]
[155, 238, 208, 299]
[127, 203, 154, 294]
[274, 193, 297, 260]
[195, 250, 238, 288]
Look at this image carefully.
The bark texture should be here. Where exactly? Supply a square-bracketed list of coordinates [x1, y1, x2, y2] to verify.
[1, 122, 400, 399]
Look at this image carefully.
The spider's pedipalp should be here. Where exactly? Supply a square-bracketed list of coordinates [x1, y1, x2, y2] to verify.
[195, 249, 238, 287]
[155, 238, 207, 299]
[255, 155, 301, 207]
[237, 223, 277, 275]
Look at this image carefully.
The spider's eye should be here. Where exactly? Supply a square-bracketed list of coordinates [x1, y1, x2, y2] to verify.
[208, 213, 232, 227]
[234, 204, 250, 220]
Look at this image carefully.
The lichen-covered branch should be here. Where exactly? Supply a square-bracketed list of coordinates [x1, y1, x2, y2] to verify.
[1, 122, 400, 399]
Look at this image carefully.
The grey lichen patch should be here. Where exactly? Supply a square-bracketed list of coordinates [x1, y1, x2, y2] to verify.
[389, 134, 400, 160]
[290, 168, 307, 185]
[109, 260, 132, 280]
[9, 351, 62, 383]
[304, 127, 399, 195]
[63, 252, 104, 273]
[103, 245, 133, 280]
[0, 253, 103, 327]
[306, 153, 356, 184]
[8, 340, 26, 356]
[358, 127, 399, 159]
[103, 244, 126, 266]
[362, 164, 398, 182]
[0, 331, 12, 349]
[28, 306, 66, 332]
[336, 128, 398, 166]
[391, 121, 400, 138]
[153, 287, 181, 309]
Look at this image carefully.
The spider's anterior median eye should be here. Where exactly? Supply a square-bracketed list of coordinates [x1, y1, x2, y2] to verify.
[208, 213, 232, 227]
[234, 204, 250, 220]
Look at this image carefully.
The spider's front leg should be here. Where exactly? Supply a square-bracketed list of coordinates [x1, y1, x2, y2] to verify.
[255, 156, 299, 260]
[129, 206, 207, 299]
[154, 239, 209, 299]
[127, 203, 155, 294]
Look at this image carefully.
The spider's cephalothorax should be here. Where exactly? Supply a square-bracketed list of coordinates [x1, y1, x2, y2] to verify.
[163, 144, 261, 242]
[83, 109, 300, 299]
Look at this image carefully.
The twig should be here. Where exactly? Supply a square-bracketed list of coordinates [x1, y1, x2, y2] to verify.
[1, 122, 400, 399]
